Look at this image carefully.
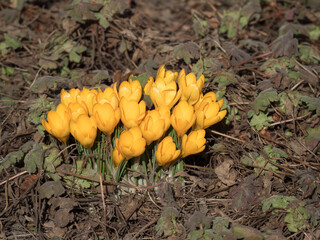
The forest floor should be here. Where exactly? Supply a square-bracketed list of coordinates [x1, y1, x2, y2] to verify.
[0, 0, 320, 239]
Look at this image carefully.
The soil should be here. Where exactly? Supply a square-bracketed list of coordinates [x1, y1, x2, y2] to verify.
[0, 0, 320, 239]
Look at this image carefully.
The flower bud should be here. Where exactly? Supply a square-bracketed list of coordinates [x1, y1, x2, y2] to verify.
[115, 78, 142, 101]
[76, 87, 97, 116]
[158, 106, 171, 132]
[140, 110, 165, 145]
[116, 127, 146, 160]
[96, 87, 119, 110]
[178, 70, 204, 106]
[70, 114, 97, 148]
[119, 98, 146, 129]
[68, 102, 88, 121]
[112, 146, 125, 167]
[93, 103, 120, 135]
[61, 88, 80, 106]
[171, 100, 196, 137]
[156, 65, 178, 84]
[156, 136, 181, 168]
[181, 130, 206, 158]
[42, 103, 71, 143]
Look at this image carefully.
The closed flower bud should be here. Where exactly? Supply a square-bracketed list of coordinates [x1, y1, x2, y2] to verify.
[115, 78, 142, 101]
[181, 130, 206, 158]
[195, 99, 227, 130]
[112, 146, 125, 167]
[116, 127, 146, 160]
[93, 103, 120, 135]
[171, 100, 196, 137]
[178, 70, 204, 106]
[120, 98, 146, 129]
[70, 114, 97, 148]
[156, 136, 181, 168]
[156, 65, 178, 84]
[42, 103, 71, 143]
[76, 87, 97, 116]
[68, 102, 89, 121]
[61, 88, 80, 106]
[158, 106, 171, 132]
[143, 77, 153, 95]
[96, 87, 119, 110]
[140, 110, 165, 145]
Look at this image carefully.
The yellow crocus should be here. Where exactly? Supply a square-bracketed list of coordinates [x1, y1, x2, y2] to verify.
[140, 110, 165, 145]
[60, 88, 80, 106]
[171, 100, 196, 137]
[181, 130, 206, 158]
[96, 87, 119, 110]
[156, 136, 181, 168]
[112, 146, 125, 167]
[178, 69, 204, 106]
[156, 65, 178, 84]
[114, 78, 142, 101]
[93, 103, 120, 135]
[68, 102, 88, 121]
[119, 98, 146, 129]
[42, 103, 71, 143]
[194, 92, 217, 110]
[115, 127, 146, 160]
[70, 114, 97, 148]
[195, 99, 227, 130]
[76, 87, 97, 116]
[158, 106, 171, 132]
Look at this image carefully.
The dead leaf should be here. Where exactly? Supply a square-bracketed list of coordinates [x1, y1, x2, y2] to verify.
[270, 31, 298, 58]
[173, 42, 200, 64]
[215, 159, 237, 186]
[223, 41, 250, 65]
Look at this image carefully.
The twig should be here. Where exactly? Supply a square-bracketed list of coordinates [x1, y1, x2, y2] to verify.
[0, 170, 28, 186]
[210, 129, 246, 143]
[269, 112, 312, 127]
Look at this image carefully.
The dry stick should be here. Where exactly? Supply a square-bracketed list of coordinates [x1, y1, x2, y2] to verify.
[237, 51, 272, 67]
[210, 129, 246, 143]
[132, 218, 158, 240]
[0, 170, 28, 186]
[269, 112, 312, 127]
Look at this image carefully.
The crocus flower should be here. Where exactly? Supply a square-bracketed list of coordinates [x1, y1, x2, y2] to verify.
[181, 130, 206, 158]
[112, 146, 125, 167]
[93, 103, 120, 135]
[140, 110, 165, 145]
[194, 92, 217, 110]
[171, 100, 196, 137]
[156, 136, 181, 168]
[119, 98, 146, 129]
[195, 98, 227, 130]
[115, 127, 146, 160]
[68, 102, 89, 121]
[60, 88, 80, 106]
[114, 78, 142, 101]
[155, 65, 178, 84]
[76, 87, 98, 116]
[70, 114, 97, 148]
[96, 87, 119, 110]
[178, 70, 204, 106]
[42, 103, 71, 143]
[158, 106, 171, 132]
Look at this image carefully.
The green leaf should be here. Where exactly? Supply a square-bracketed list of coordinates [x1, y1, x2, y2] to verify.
[130, 73, 149, 88]
[219, 11, 240, 38]
[193, 16, 207, 37]
[300, 96, 320, 115]
[252, 88, 279, 114]
[24, 144, 43, 174]
[305, 126, 320, 151]
[249, 112, 273, 130]
[284, 206, 309, 232]
[232, 224, 263, 240]
[155, 207, 183, 237]
[212, 72, 236, 87]
[4, 34, 21, 50]
[264, 145, 288, 159]
[298, 45, 320, 64]
[1, 150, 24, 171]
[261, 195, 297, 213]
[306, 24, 320, 41]
[173, 42, 200, 64]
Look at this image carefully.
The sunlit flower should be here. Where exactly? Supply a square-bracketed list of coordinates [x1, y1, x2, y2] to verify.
[171, 100, 196, 137]
[93, 103, 120, 135]
[42, 103, 71, 143]
[158, 106, 171, 132]
[147, 65, 181, 109]
[194, 92, 217, 110]
[61, 88, 80, 106]
[195, 98, 227, 130]
[68, 102, 88, 121]
[181, 130, 206, 158]
[96, 87, 119, 110]
[156, 136, 181, 168]
[140, 110, 165, 145]
[115, 127, 146, 160]
[70, 114, 97, 148]
[178, 70, 204, 106]
[114, 78, 142, 101]
[119, 98, 146, 129]
[112, 146, 125, 167]
[76, 87, 97, 116]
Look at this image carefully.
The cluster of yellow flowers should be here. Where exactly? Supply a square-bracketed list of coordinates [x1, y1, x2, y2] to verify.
[42, 65, 227, 168]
